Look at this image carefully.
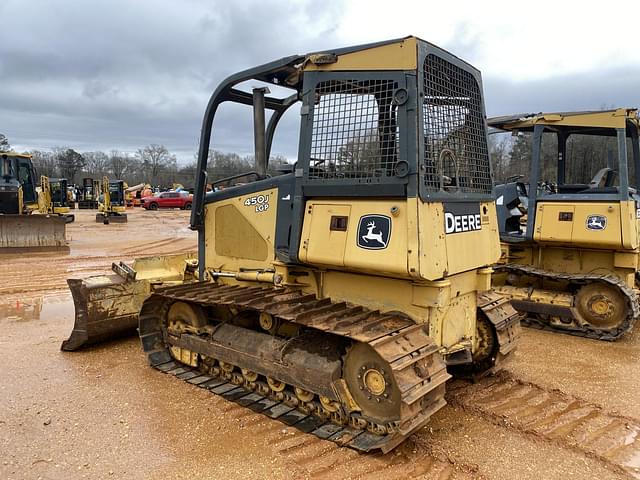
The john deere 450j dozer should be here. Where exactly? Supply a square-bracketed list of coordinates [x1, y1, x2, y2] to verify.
[0, 152, 67, 251]
[63, 36, 520, 451]
[492, 109, 640, 340]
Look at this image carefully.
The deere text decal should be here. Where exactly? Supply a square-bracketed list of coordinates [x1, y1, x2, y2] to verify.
[444, 203, 482, 234]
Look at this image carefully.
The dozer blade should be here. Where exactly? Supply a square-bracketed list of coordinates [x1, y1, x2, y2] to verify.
[62, 252, 196, 351]
[0, 214, 68, 252]
[63, 274, 149, 350]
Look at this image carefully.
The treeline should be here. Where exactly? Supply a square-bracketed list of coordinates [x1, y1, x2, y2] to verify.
[489, 132, 622, 185]
[29, 146, 179, 186]
[5, 131, 623, 189]
[1, 135, 289, 187]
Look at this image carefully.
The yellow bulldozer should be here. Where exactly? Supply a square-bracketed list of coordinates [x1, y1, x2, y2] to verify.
[492, 109, 640, 340]
[96, 175, 128, 223]
[62, 36, 520, 452]
[0, 152, 68, 251]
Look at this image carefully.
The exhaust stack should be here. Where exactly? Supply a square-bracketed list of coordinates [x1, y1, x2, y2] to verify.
[252, 87, 270, 177]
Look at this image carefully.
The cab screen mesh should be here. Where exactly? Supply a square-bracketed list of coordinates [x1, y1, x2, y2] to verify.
[423, 54, 491, 194]
[309, 79, 398, 180]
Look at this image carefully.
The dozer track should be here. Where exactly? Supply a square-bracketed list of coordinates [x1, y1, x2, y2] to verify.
[138, 282, 516, 452]
[494, 264, 640, 340]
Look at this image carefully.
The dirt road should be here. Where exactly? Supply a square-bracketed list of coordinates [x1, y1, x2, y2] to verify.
[0, 209, 638, 479]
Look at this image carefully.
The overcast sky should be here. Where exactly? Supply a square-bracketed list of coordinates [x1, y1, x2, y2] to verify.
[2, 0, 639, 162]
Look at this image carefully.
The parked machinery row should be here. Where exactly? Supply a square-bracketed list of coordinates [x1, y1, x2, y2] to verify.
[0, 154, 136, 250]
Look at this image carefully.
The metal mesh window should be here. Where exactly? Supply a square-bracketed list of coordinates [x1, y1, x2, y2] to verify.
[309, 79, 398, 180]
[423, 55, 491, 194]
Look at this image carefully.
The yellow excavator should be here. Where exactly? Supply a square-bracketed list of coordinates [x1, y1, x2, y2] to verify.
[38, 176, 75, 223]
[63, 36, 520, 452]
[0, 152, 67, 251]
[492, 109, 640, 340]
[96, 175, 128, 223]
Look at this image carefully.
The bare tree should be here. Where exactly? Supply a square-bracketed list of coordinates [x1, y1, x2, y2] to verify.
[488, 134, 512, 183]
[84, 151, 109, 178]
[337, 132, 382, 174]
[206, 150, 252, 180]
[175, 162, 197, 186]
[137, 144, 176, 184]
[108, 150, 129, 179]
[30, 150, 58, 177]
[9, 142, 291, 188]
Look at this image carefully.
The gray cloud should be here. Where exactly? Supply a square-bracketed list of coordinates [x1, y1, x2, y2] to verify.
[1, 0, 341, 160]
[484, 67, 640, 117]
[2, 0, 638, 164]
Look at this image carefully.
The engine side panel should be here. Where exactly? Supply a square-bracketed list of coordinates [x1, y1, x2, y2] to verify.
[419, 200, 501, 280]
[533, 200, 638, 250]
[299, 199, 411, 278]
[204, 187, 278, 272]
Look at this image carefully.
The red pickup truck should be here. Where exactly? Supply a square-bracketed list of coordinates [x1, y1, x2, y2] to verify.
[141, 191, 192, 210]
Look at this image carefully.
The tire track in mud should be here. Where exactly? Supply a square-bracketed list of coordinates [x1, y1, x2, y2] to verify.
[120, 237, 180, 255]
[217, 400, 480, 480]
[448, 372, 640, 478]
[1, 210, 196, 297]
[0, 245, 195, 297]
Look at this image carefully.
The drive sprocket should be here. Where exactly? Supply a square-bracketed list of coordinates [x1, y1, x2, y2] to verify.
[344, 342, 401, 424]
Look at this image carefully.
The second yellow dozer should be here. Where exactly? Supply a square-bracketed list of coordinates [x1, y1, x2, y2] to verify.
[64, 36, 520, 451]
[492, 109, 640, 340]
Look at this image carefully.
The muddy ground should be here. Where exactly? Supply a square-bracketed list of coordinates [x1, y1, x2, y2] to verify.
[0, 209, 638, 479]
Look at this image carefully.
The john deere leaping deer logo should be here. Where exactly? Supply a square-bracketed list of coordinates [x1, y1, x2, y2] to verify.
[586, 214, 607, 231]
[363, 222, 386, 246]
[357, 215, 391, 250]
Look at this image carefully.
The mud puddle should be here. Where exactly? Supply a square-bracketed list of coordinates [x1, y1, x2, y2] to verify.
[0, 294, 73, 322]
